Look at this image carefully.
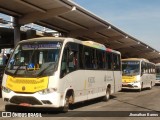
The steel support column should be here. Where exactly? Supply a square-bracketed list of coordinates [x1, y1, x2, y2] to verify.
[13, 17, 20, 47]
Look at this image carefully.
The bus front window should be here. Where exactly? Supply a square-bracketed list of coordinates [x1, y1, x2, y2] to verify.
[122, 61, 140, 76]
[6, 41, 62, 77]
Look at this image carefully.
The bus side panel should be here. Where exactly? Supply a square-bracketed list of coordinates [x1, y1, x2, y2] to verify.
[85, 70, 106, 100]
[153, 74, 156, 86]
[60, 70, 87, 103]
[59, 70, 117, 104]
[141, 74, 147, 88]
[149, 74, 156, 87]
[141, 74, 156, 88]
[71, 70, 87, 103]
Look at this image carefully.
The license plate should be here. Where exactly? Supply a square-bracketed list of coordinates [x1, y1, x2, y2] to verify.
[123, 83, 128, 85]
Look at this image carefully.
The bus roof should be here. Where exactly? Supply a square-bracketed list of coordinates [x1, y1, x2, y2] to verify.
[82, 41, 120, 54]
[122, 58, 156, 65]
[122, 58, 150, 62]
[18, 37, 120, 54]
[19, 37, 65, 43]
[156, 63, 160, 66]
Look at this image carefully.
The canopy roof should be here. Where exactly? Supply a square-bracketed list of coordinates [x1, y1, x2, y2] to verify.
[0, 0, 159, 63]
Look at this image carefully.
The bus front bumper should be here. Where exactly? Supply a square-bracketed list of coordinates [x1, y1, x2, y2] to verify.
[155, 79, 160, 85]
[122, 82, 141, 90]
[2, 90, 64, 108]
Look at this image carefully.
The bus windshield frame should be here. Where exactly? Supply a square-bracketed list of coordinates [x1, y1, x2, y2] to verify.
[5, 41, 63, 77]
[122, 61, 140, 76]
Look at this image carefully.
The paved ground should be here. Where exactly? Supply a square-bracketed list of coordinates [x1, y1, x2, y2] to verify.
[0, 86, 160, 120]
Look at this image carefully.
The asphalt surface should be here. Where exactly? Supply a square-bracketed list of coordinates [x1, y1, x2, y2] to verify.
[0, 86, 160, 120]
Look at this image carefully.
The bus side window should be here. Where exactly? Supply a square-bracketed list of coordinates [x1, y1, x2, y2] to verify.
[92, 49, 97, 69]
[141, 62, 145, 75]
[68, 50, 78, 72]
[84, 46, 93, 69]
[96, 50, 105, 69]
[106, 52, 112, 70]
[79, 44, 84, 69]
[60, 42, 78, 78]
[113, 54, 121, 70]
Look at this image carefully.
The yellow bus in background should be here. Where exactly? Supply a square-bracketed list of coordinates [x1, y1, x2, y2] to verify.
[122, 58, 156, 91]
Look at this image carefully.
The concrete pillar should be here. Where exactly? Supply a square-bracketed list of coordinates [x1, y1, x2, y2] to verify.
[13, 17, 20, 47]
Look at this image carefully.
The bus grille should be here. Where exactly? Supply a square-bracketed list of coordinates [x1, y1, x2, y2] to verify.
[122, 84, 134, 88]
[10, 96, 42, 105]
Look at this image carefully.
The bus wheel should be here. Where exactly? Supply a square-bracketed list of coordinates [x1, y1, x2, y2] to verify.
[103, 87, 110, 101]
[62, 95, 73, 112]
[62, 96, 70, 112]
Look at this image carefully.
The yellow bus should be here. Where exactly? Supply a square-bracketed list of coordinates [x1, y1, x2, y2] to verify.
[122, 58, 156, 91]
[2, 37, 122, 112]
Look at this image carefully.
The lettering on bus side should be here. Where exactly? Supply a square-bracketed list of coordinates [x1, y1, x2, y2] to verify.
[88, 77, 95, 87]
[106, 76, 113, 81]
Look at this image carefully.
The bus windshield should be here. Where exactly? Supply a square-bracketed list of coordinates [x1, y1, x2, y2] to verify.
[122, 61, 140, 76]
[5, 41, 62, 77]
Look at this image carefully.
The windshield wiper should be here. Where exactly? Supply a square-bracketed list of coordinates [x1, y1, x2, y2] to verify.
[14, 44, 38, 76]
[36, 63, 54, 77]
[13, 62, 25, 75]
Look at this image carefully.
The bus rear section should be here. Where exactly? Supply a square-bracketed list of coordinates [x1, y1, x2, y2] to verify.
[122, 58, 156, 91]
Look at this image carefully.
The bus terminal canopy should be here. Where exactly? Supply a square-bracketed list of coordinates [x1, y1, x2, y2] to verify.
[0, 0, 160, 63]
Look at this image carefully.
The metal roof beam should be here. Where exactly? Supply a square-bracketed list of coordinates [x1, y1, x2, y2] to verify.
[57, 16, 88, 30]
[131, 51, 156, 56]
[13, 0, 46, 13]
[0, 6, 22, 17]
[19, 7, 72, 25]
[149, 57, 160, 61]
[107, 35, 124, 41]
[96, 32, 109, 39]
[112, 42, 137, 49]
[69, 26, 107, 37]
[36, 21, 69, 33]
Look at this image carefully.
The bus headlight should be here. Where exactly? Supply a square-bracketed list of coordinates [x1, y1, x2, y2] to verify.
[38, 88, 57, 95]
[1, 86, 11, 93]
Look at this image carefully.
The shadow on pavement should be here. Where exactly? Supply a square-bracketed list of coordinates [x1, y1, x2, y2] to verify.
[120, 88, 151, 93]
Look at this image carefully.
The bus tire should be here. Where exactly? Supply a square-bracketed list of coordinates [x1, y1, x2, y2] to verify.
[62, 96, 70, 112]
[62, 91, 74, 112]
[103, 87, 110, 101]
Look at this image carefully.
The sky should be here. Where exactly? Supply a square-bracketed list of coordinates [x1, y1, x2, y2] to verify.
[74, 0, 160, 51]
